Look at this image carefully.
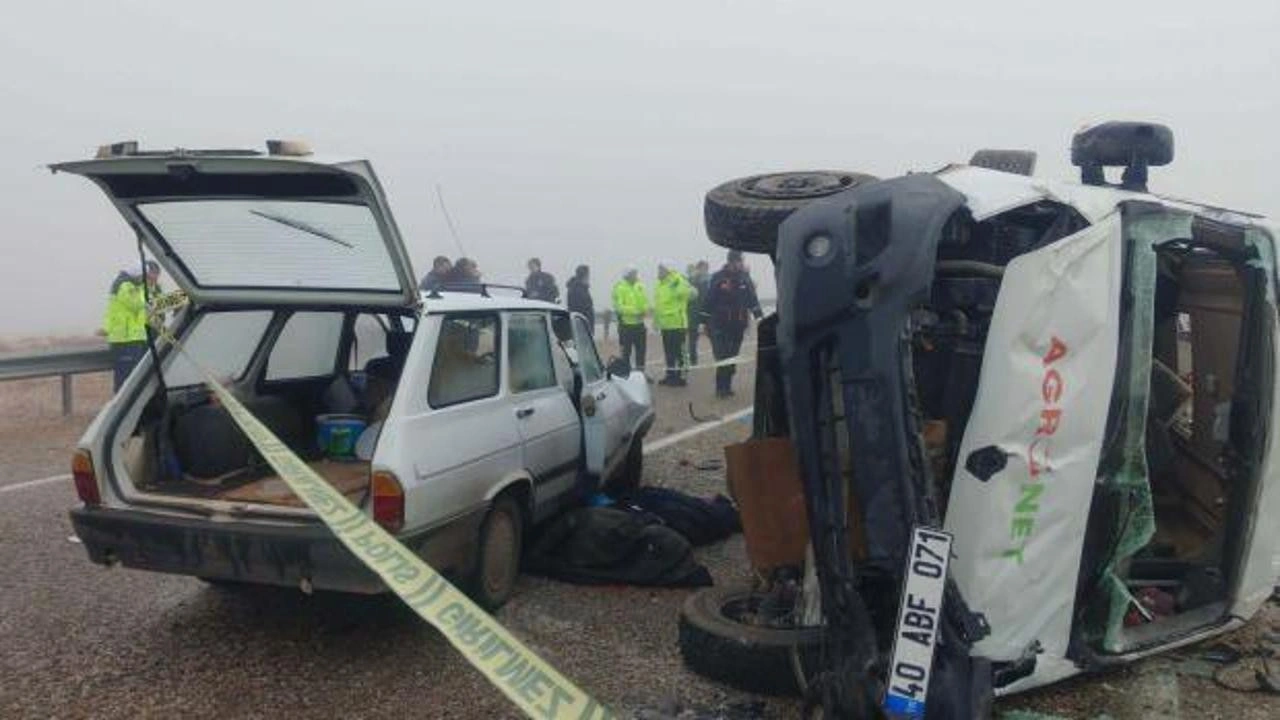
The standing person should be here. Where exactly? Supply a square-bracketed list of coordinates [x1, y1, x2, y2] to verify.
[686, 260, 711, 366]
[611, 267, 649, 373]
[566, 265, 594, 328]
[102, 261, 160, 391]
[524, 258, 559, 303]
[447, 257, 481, 284]
[702, 250, 762, 398]
[419, 256, 452, 292]
[654, 262, 695, 386]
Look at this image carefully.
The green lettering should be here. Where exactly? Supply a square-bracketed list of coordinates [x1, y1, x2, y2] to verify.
[1014, 483, 1044, 515]
[1010, 516, 1034, 540]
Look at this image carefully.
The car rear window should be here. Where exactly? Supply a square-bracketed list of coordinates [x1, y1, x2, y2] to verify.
[136, 199, 402, 292]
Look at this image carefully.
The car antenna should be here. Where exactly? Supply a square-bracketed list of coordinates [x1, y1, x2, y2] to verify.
[435, 184, 469, 257]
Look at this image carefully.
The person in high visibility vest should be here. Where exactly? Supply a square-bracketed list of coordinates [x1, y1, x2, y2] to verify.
[654, 262, 696, 386]
[102, 261, 159, 391]
[611, 267, 649, 374]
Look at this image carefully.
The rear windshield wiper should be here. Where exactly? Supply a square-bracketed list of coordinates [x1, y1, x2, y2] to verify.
[249, 209, 354, 249]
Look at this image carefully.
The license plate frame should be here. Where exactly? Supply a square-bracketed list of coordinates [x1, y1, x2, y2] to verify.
[882, 525, 953, 718]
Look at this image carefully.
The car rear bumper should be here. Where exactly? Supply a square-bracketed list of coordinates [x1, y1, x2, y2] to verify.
[69, 506, 470, 594]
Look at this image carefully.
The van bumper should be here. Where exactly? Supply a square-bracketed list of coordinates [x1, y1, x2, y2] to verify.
[69, 506, 481, 594]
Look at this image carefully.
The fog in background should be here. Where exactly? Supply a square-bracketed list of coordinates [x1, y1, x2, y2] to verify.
[1, 0, 1276, 338]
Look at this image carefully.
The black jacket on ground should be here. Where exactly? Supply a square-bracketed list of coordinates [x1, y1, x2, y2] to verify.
[702, 267, 761, 330]
[566, 276, 593, 319]
[525, 270, 560, 302]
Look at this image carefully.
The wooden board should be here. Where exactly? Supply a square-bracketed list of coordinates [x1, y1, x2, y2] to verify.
[215, 460, 370, 507]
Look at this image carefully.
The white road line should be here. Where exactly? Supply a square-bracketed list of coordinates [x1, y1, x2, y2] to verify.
[643, 407, 753, 455]
[1, 411, 752, 496]
[0, 473, 71, 494]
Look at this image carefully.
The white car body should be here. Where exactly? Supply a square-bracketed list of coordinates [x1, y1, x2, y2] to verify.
[57, 147, 654, 595]
[935, 166, 1280, 692]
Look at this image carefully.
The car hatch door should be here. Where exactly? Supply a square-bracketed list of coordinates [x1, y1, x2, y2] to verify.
[51, 153, 418, 309]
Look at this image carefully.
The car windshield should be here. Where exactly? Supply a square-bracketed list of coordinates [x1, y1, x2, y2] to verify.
[135, 199, 401, 292]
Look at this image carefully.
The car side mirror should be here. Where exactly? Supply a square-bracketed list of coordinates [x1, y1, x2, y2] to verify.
[607, 357, 631, 379]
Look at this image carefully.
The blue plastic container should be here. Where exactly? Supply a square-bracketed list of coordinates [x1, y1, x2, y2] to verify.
[315, 414, 367, 459]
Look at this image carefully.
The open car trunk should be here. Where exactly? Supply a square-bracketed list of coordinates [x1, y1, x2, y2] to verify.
[112, 307, 416, 512]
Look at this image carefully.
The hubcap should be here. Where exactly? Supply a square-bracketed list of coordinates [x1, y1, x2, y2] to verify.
[738, 172, 859, 201]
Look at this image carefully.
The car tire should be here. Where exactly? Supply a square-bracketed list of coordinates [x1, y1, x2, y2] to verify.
[469, 494, 524, 611]
[704, 171, 878, 255]
[678, 584, 823, 696]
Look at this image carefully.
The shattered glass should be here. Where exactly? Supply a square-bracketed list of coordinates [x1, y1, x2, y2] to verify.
[1097, 208, 1194, 652]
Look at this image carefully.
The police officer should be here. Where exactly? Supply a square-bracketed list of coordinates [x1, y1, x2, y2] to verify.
[611, 267, 649, 373]
[102, 261, 160, 391]
[702, 250, 762, 398]
[654, 262, 695, 386]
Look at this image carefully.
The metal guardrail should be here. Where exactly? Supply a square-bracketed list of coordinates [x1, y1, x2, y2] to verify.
[0, 344, 113, 416]
[0, 299, 777, 417]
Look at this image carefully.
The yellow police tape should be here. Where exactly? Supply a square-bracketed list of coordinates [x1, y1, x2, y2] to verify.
[148, 293, 614, 720]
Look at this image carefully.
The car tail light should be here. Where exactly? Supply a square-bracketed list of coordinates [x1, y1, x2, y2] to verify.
[371, 470, 404, 533]
[72, 449, 100, 506]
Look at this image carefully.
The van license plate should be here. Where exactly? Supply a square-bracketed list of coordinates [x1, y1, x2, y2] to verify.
[882, 526, 953, 719]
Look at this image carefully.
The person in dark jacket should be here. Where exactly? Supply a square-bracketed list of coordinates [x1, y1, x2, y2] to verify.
[686, 260, 710, 365]
[524, 258, 559, 303]
[446, 257, 480, 284]
[702, 250, 762, 397]
[566, 264, 594, 329]
[418, 256, 452, 292]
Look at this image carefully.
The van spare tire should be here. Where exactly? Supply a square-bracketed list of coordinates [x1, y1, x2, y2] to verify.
[704, 171, 878, 255]
[678, 584, 823, 696]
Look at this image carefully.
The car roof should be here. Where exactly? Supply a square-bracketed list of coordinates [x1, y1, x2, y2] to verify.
[937, 165, 1271, 230]
[419, 291, 563, 314]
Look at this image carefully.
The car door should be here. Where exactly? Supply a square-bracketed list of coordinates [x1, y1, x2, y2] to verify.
[51, 154, 418, 309]
[507, 312, 582, 508]
[395, 312, 521, 532]
[570, 314, 627, 478]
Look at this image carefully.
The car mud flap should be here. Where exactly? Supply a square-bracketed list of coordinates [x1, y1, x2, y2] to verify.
[775, 175, 993, 717]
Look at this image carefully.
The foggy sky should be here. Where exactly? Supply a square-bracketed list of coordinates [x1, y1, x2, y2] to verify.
[2, 0, 1276, 337]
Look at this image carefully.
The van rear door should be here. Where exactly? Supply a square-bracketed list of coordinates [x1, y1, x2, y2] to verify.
[51, 153, 418, 309]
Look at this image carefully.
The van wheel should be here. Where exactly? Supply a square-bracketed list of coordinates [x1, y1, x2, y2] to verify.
[604, 441, 643, 496]
[678, 584, 824, 696]
[705, 171, 877, 255]
[470, 494, 524, 610]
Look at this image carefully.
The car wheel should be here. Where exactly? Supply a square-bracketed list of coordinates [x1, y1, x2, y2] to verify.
[704, 171, 878, 255]
[603, 441, 642, 496]
[469, 494, 524, 610]
[678, 584, 823, 696]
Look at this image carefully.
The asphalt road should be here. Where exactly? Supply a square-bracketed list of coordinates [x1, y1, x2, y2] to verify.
[0, 354, 783, 719]
[3, 348, 1279, 719]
